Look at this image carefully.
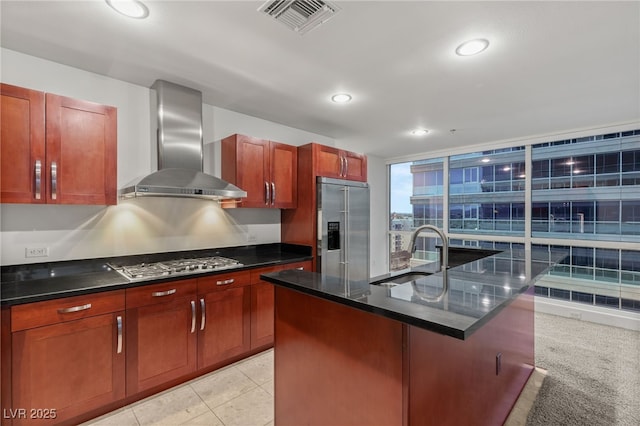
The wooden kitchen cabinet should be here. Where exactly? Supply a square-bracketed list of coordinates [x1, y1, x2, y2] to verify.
[197, 270, 251, 368]
[9, 291, 125, 425]
[281, 142, 367, 270]
[313, 143, 367, 182]
[125, 280, 198, 394]
[221, 134, 297, 208]
[249, 261, 312, 349]
[0, 83, 117, 205]
[0, 84, 45, 204]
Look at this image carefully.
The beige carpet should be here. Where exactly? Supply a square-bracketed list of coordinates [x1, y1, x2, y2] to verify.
[525, 312, 640, 425]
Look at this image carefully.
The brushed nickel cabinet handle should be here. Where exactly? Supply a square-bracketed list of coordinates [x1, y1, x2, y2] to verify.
[271, 182, 276, 205]
[190, 300, 196, 333]
[152, 288, 176, 297]
[57, 303, 92, 314]
[296, 267, 304, 270]
[34, 160, 42, 200]
[200, 298, 206, 331]
[50, 161, 57, 200]
[116, 315, 123, 354]
[265, 181, 270, 205]
[216, 278, 235, 286]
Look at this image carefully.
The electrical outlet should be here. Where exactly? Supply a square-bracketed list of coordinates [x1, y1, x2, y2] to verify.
[25, 247, 49, 258]
[247, 234, 257, 243]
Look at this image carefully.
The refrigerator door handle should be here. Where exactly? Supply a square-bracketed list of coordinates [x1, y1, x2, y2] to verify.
[342, 186, 350, 282]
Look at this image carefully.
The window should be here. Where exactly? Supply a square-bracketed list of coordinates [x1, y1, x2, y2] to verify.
[389, 130, 640, 312]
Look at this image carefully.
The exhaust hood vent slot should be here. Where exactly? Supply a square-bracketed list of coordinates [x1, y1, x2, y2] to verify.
[258, 0, 341, 35]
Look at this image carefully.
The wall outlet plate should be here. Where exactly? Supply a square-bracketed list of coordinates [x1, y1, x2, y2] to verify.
[25, 247, 49, 258]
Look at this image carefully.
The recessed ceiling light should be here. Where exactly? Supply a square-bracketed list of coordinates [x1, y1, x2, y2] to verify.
[411, 128, 429, 136]
[106, 0, 149, 19]
[331, 93, 352, 103]
[481, 158, 490, 163]
[455, 38, 489, 56]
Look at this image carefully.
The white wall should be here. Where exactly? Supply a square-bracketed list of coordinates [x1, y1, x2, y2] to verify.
[0, 49, 346, 265]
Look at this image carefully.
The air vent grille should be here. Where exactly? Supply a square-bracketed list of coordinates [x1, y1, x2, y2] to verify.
[258, 0, 341, 35]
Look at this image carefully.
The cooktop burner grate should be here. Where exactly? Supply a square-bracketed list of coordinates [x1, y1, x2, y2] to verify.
[109, 256, 243, 281]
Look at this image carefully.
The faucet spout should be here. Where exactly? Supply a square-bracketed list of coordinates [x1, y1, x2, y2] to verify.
[408, 225, 448, 272]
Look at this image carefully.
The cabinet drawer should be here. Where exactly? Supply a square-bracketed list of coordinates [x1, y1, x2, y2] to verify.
[198, 270, 251, 293]
[126, 279, 197, 309]
[11, 290, 125, 332]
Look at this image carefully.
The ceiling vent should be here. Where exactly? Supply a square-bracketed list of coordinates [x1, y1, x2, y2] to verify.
[258, 0, 341, 35]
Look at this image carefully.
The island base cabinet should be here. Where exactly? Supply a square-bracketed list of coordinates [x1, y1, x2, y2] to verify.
[197, 286, 251, 369]
[273, 285, 535, 426]
[407, 288, 535, 426]
[274, 286, 404, 426]
[11, 312, 125, 425]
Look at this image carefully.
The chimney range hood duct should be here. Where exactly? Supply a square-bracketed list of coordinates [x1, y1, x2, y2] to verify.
[119, 80, 247, 201]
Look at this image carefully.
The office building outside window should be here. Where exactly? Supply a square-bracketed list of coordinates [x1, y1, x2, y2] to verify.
[389, 129, 640, 313]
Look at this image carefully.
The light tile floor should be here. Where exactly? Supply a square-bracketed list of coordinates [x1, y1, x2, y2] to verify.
[85, 347, 536, 426]
[83, 350, 275, 426]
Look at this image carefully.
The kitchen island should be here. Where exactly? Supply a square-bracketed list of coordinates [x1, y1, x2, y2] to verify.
[260, 247, 566, 426]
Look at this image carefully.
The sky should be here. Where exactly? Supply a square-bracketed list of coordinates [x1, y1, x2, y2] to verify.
[389, 162, 413, 214]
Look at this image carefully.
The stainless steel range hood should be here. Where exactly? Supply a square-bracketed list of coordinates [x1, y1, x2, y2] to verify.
[119, 80, 247, 201]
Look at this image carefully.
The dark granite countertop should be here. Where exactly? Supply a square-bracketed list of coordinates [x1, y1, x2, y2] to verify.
[261, 247, 567, 340]
[1, 243, 312, 306]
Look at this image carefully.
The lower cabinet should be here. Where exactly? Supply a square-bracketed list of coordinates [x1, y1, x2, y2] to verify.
[250, 261, 312, 349]
[9, 291, 125, 425]
[197, 271, 251, 369]
[125, 279, 198, 395]
[1, 260, 311, 425]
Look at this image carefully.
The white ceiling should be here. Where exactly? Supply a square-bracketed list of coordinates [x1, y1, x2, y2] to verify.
[1, 1, 639, 159]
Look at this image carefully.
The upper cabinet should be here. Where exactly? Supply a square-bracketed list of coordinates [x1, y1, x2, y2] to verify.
[313, 143, 367, 182]
[1, 83, 117, 205]
[221, 134, 297, 209]
[1, 84, 45, 204]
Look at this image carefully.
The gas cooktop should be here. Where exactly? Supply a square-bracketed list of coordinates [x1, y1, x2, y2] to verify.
[108, 256, 243, 281]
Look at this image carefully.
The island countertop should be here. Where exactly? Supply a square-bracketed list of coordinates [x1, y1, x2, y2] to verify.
[260, 247, 567, 339]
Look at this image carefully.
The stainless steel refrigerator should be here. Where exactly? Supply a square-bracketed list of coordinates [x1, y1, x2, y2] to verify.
[317, 177, 370, 284]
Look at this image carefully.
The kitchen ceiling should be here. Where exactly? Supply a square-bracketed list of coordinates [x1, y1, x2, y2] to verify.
[1, 1, 639, 159]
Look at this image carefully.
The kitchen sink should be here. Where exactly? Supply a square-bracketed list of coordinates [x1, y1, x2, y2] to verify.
[371, 246, 500, 288]
[446, 247, 500, 268]
[372, 271, 433, 287]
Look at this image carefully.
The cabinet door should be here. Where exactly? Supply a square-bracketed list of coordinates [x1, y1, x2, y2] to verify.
[126, 297, 197, 394]
[226, 134, 269, 208]
[250, 261, 312, 349]
[270, 141, 297, 209]
[343, 150, 367, 182]
[314, 144, 342, 179]
[45, 93, 117, 205]
[11, 312, 125, 425]
[0, 84, 45, 204]
[250, 282, 275, 349]
[198, 286, 250, 369]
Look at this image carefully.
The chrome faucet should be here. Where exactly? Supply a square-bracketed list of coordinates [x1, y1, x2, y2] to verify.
[408, 225, 449, 273]
[408, 225, 449, 303]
